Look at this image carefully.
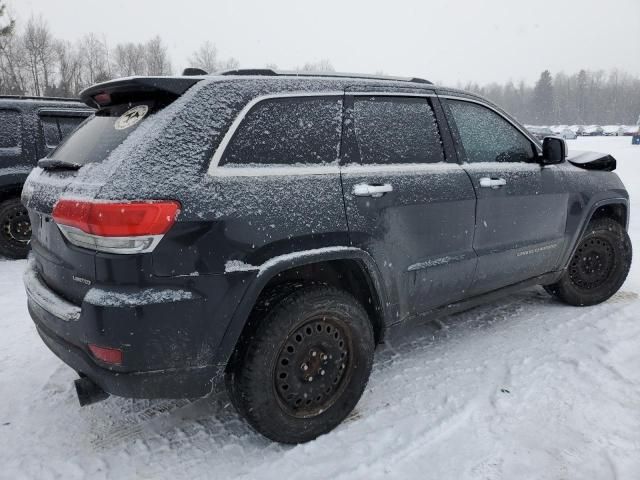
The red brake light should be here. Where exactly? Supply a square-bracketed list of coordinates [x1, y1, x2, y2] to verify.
[93, 92, 111, 106]
[88, 344, 123, 365]
[53, 199, 180, 237]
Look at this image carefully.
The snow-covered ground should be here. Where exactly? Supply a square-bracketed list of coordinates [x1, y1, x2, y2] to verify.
[1, 137, 639, 480]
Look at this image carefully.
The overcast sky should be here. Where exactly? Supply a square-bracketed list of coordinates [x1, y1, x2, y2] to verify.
[7, 0, 640, 85]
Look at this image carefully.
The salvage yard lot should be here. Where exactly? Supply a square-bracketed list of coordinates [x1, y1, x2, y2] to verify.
[1, 136, 639, 479]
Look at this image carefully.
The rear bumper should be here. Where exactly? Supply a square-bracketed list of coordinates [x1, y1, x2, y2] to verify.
[34, 316, 223, 398]
[23, 259, 235, 399]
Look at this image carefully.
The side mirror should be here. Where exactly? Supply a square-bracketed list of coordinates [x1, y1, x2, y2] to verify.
[541, 136, 567, 165]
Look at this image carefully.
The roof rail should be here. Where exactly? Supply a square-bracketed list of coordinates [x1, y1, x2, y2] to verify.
[0, 95, 81, 102]
[216, 69, 432, 85]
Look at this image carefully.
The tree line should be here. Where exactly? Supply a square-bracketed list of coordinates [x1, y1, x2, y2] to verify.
[1, 6, 638, 125]
[462, 69, 640, 126]
[0, 10, 242, 97]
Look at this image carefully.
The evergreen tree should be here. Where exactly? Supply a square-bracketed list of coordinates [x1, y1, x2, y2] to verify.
[0, 3, 14, 38]
[532, 70, 554, 124]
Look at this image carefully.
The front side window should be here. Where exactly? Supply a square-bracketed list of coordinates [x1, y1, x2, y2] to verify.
[220, 96, 343, 166]
[0, 110, 22, 151]
[447, 100, 535, 163]
[352, 96, 444, 164]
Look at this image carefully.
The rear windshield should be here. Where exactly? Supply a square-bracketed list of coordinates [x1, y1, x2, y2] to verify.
[48, 101, 161, 166]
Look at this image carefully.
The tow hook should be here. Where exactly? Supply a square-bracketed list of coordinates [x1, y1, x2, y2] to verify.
[74, 376, 109, 406]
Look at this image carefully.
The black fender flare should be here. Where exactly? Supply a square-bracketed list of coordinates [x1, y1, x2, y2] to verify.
[560, 197, 629, 270]
[0, 170, 29, 199]
[214, 247, 388, 366]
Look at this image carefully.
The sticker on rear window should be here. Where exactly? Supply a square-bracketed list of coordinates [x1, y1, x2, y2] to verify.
[114, 105, 149, 130]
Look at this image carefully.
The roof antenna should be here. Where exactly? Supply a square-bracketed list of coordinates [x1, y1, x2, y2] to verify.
[182, 67, 208, 76]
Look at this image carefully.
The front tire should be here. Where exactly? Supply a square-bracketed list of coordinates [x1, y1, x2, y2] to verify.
[0, 197, 31, 259]
[226, 286, 375, 444]
[545, 218, 632, 306]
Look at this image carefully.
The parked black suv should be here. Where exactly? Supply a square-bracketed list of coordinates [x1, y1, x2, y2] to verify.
[22, 71, 631, 443]
[0, 96, 92, 258]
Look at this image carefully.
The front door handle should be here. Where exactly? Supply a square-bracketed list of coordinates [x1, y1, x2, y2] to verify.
[479, 177, 507, 189]
[352, 183, 393, 198]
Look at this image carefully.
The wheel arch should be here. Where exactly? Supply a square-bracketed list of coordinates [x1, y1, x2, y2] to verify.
[216, 248, 389, 367]
[560, 197, 629, 271]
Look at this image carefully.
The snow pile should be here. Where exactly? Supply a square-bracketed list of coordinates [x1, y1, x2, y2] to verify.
[0, 136, 639, 479]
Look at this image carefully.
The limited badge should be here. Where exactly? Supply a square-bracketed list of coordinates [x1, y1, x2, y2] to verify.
[114, 105, 149, 130]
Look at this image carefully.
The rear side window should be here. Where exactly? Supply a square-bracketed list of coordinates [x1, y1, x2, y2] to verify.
[447, 100, 535, 163]
[40, 114, 88, 149]
[352, 96, 444, 164]
[220, 96, 342, 166]
[0, 109, 22, 151]
[48, 102, 157, 166]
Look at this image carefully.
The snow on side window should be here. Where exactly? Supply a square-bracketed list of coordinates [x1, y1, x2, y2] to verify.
[448, 100, 535, 163]
[220, 97, 342, 166]
[352, 96, 445, 165]
[0, 109, 22, 151]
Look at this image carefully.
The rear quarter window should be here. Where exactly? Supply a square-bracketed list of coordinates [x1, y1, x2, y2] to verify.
[220, 96, 343, 166]
[0, 109, 22, 152]
[39, 114, 89, 150]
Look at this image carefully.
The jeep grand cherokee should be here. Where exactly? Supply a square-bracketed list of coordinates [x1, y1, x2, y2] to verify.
[22, 70, 631, 443]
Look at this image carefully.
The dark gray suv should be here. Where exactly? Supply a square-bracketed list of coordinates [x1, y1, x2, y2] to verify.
[0, 96, 92, 258]
[22, 70, 631, 444]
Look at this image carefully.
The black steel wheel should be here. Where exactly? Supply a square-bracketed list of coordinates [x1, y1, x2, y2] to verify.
[274, 316, 352, 418]
[0, 197, 31, 259]
[226, 285, 375, 444]
[568, 236, 615, 290]
[545, 217, 631, 306]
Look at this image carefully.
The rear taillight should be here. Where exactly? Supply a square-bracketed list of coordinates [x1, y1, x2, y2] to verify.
[52, 199, 180, 254]
[88, 344, 123, 365]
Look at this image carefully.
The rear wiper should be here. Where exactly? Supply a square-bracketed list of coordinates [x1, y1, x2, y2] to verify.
[38, 158, 82, 170]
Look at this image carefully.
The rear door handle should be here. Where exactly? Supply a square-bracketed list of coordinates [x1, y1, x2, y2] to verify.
[479, 177, 507, 189]
[352, 183, 393, 198]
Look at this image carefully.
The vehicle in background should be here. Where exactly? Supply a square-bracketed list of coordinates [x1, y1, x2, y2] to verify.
[582, 125, 604, 136]
[602, 125, 626, 136]
[526, 125, 554, 140]
[0, 96, 93, 258]
[22, 70, 632, 444]
[569, 125, 585, 136]
[623, 125, 639, 136]
[558, 128, 578, 140]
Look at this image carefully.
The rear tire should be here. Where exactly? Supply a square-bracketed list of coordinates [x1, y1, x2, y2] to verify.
[226, 285, 375, 444]
[545, 218, 631, 306]
[0, 197, 31, 259]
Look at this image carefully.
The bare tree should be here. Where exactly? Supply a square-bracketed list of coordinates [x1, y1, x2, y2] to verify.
[188, 41, 238, 73]
[113, 42, 146, 77]
[22, 15, 56, 96]
[54, 40, 82, 96]
[145, 35, 172, 75]
[188, 41, 218, 73]
[298, 59, 335, 72]
[80, 33, 109, 85]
